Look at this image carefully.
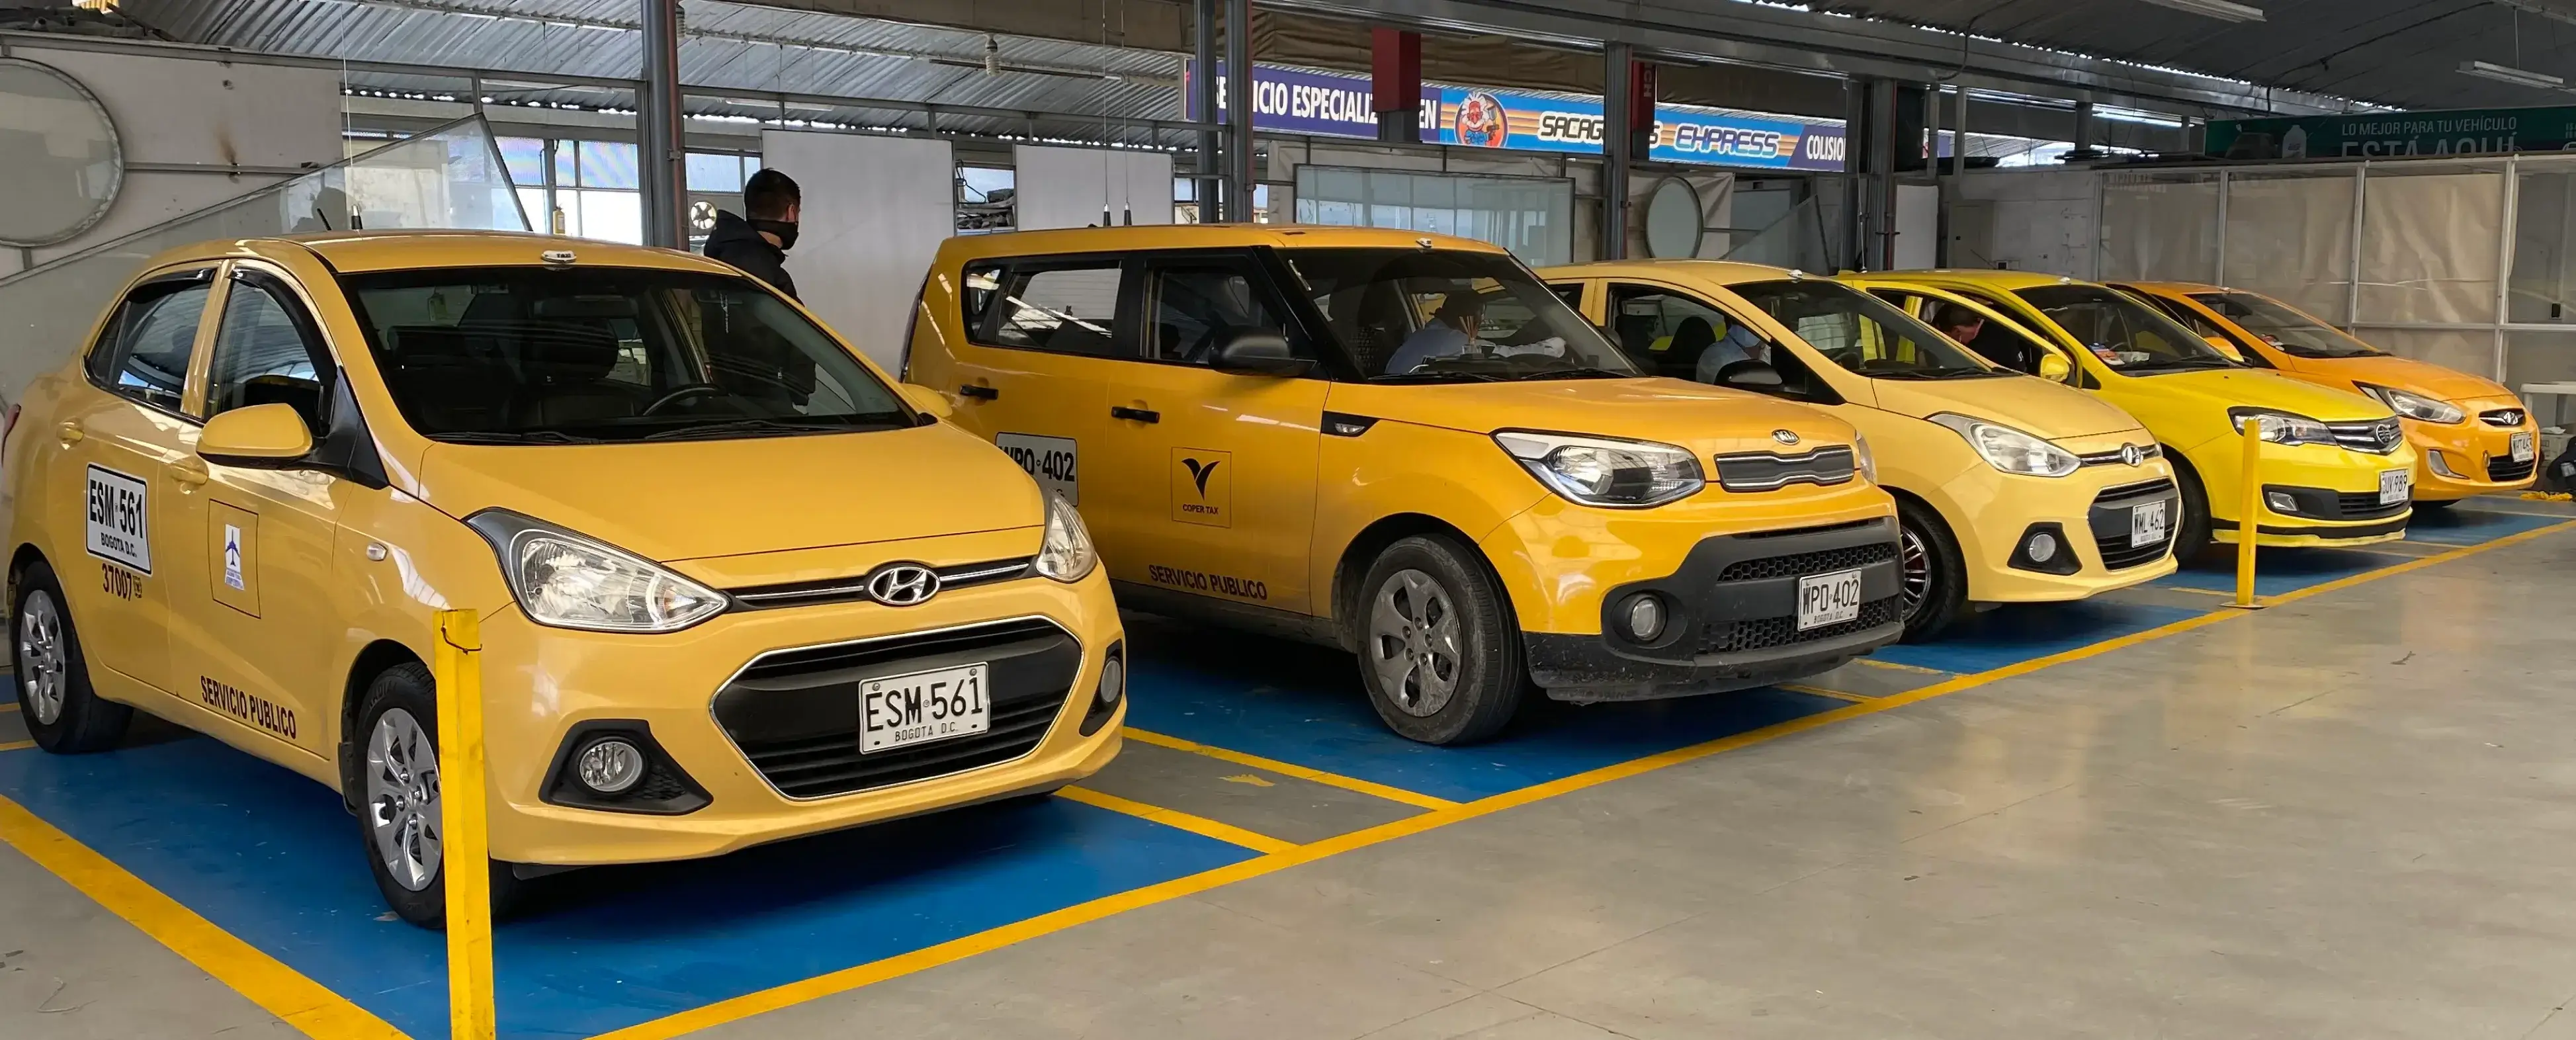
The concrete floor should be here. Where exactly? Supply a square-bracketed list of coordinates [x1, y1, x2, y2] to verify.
[7, 517, 2576, 1038]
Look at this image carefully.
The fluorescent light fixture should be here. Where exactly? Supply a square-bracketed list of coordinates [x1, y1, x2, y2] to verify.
[2460, 60, 2568, 90]
[2138, 0, 2265, 22]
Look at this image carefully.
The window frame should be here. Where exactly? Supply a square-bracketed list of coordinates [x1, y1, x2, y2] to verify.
[1132, 252, 1312, 371]
[958, 253, 1137, 359]
[84, 265, 221, 422]
[1623, 281, 1851, 405]
[201, 265, 343, 431]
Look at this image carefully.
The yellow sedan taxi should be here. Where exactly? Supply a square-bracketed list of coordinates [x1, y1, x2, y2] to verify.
[904, 225, 1903, 744]
[5, 232, 1125, 928]
[1542, 261, 2178, 640]
[1849, 271, 2417, 558]
[2117, 281, 2540, 507]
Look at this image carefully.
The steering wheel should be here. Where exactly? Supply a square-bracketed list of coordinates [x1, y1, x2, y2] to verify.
[641, 383, 727, 416]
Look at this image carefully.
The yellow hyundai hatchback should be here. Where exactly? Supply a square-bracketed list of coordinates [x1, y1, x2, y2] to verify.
[1541, 261, 2178, 640]
[905, 225, 1903, 745]
[5, 232, 1125, 928]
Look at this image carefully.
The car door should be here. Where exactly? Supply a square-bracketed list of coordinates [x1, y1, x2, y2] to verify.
[936, 256, 1124, 507]
[50, 265, 220, 701]
[157, 263, 346, 759]
[1090, 251, 1330, 615]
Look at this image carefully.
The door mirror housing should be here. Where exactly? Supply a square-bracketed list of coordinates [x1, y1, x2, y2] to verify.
[1714, 359, 1784, 390]
[2202, 334, 2248, 360]
[898, 382, 954, 420]
[1211, 330, 1312, 376]
[197, 403, 315, 469]
[2037, 352, 2073, 382]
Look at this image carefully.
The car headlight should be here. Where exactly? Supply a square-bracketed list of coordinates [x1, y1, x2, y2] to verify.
[1926, 413, 2080, 477]
[2227, 408, 2339, 447]
[465, 510, 726, 633]
[1035, 493, 1097, 582]
[2356, 383, 2464, 424]
[1854, 433, 1878, 484]
[1494, 430, 1705, 507]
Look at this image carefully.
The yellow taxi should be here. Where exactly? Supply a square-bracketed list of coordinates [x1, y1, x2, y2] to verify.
[902, 225, 1902, 744]
[4, 232, 1125, 928]
[2116, 282, 2540, 507]
[1848, 271, 2417, 558]
[1540, 261, 2178, 640]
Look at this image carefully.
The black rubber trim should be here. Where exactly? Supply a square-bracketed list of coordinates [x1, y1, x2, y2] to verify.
[2006, 522, 2081, 575]
[539, 720, 712, 815]
[2209, 515, 2410, 539]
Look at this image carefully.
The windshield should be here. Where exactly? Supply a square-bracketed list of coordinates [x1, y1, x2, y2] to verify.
[2014, 284, 2237, 373]
[1731, 281, 2000, 379]
[1280, 248, 1642, 382]
[2190, 292, 2384, 359]
[341, 267, 910, 444]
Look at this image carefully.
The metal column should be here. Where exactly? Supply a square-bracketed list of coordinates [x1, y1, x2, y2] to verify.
[1195, 0, 1223, 221]
[1225, 0, 1256, 223]
[2071, 100, 2097, 160]
[1600, 41, 1634, 261]
[638, 0, 687, 249]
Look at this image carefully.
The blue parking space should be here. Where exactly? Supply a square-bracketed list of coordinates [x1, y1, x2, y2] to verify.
[2403, 505, 2569, 545]
[0, 728, 1252, 1040]
[1867, 598, 2204, 674]
[2156, 546, 2413, 597]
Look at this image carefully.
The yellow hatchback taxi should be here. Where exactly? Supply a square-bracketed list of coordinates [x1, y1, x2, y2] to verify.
[2116, 282, 2540, 507]
[5, 232, 1125, 928]
[1541, 261, 2178, 640]
[904, 226, 1903, 745]
[1851, 271, 2416, 558]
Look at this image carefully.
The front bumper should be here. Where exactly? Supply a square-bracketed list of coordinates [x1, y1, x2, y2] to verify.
[2409, 405, 2539, 500]
[474, 570, 1125, 867]
[2193, 437, 2417, 548]
[1522, 517, 1905, 703]
[1934, 452, 2182, 604]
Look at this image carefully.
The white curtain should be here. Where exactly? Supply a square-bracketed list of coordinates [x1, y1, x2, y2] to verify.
[759, 131, 955, 372]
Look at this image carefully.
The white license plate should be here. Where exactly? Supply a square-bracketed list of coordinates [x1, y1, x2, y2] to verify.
[2131, 499, 2169, 546]
[1796, 568, 1866, 631]
[860, 664, 990, 754]
[2379, 468, 2411, 505]
[2513, 431, 2536, 463]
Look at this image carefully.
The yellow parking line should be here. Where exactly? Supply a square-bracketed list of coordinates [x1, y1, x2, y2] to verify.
[0, 740, 32, 752]
[1850, 657, 1949, 675]
[1053, 786, 1298, 855]
[0, 794, 404, 1039]
[1121, 727, 1459, 810]
[0, 701, 19, 712]
[2161, 585, 2234, 597]
[1778, 683, 1870, 703]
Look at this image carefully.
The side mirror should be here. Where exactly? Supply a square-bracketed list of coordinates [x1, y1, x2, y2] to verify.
[197, 403, 315, 469]
[2038, 353, 2073, 382]
[2203, 334, 2248, 360]
[1211, 330, 1312, 377]
[898, 382, 954, 420]
[1715, 359, 1785, 390]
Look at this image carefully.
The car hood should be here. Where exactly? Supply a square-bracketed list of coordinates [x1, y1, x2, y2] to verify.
[412, 421, 1043, 563]
[1867, 373, 2141, 440]
[1325, 376, 1860, 456]
[2308, 353, 2511, 403]
[2119, 367, 2392, 421]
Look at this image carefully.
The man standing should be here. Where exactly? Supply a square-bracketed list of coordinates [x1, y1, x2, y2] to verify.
[703, 168, 802, 300]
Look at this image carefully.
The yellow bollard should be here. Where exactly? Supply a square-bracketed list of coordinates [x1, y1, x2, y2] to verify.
[2229, 417, 2266, 610]
[433, 609, 497, 1040]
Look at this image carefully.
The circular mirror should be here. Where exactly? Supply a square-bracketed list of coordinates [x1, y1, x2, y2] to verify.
[1643, 177, 1703, 259]
[0, 58, 122, 247]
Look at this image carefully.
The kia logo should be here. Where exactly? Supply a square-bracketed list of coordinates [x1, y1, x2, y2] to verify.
[865, 564, 941, 607]
[1772, 429, 1799, 445]
[2121, 443, 2143, 466]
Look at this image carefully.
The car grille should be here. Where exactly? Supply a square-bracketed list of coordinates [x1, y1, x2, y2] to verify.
[2087, 478, 2180, 571]
[2489, 455, 2538, 482]
[2334, 491, 2410, 520]
[728, 557, 1034, 610]
[2482, 408, 2527, 427]
[2075, 443, 2161, 467]
[1715, 539, 1898, 582]
[1711, 447, 1857, 492]
[2326, 417, 2404, 455]
[1695, 596, 1901, 656]
[712, 618, 1078, 800]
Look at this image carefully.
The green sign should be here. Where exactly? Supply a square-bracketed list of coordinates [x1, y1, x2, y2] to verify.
[2207, 107, 2576, 159]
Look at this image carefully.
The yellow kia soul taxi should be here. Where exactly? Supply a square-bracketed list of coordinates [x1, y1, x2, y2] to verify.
[1539, 261, 2178, 640]
[903, 225, 1902, 745]
[2116, 282, 2540, 506]
[5, 232, 1124, 928]
[1850, 271, 2416, 558]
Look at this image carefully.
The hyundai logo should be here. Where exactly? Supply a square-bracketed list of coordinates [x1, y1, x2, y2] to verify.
[1772, 429, 1800, 445]
[2121, 443, 2143, 466]
[865, 563, 941, 607]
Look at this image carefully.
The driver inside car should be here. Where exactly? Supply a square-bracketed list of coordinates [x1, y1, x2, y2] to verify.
[1383, 290, 1484, 374]
[1692, 321, 1772, 384]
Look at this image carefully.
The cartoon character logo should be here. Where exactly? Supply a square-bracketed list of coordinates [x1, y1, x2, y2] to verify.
[1454, 91, 1509, 148]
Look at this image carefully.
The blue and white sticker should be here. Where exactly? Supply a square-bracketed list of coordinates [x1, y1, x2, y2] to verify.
[222, 524, 245, 590]
[85, 464, 151, 574]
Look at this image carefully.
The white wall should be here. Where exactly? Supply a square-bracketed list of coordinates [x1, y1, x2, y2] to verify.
[1956, 169, 2098, 279]
[1012, 145, 1174, 231]
[1894, 184, 1940, 271]
[758, 130, 955, 372]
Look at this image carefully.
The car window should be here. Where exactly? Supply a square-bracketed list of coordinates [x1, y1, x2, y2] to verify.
[963, 261, 1125, 357]
[1551, 283, 1585, 312]
[1729, 281, 2000, 380]
[2126, 292, 2272, 368]
[2014, 284, 2238, 374]
[87, 278, 212, 413]
[2190, 291, 2384, 359]
[1281, 247, 1639, 382]
[341, 266, 910, 444]
[1140, 262, 1300, 365]
[205, 276, 336, 434]
[1606, 284, 1770, 382]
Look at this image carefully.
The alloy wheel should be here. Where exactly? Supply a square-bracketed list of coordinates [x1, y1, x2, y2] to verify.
[16, 590, 65, 726]
[365, 708, 443, 892]
[1367, 568, 1461, 718]
[1898, 524, 1933, 622]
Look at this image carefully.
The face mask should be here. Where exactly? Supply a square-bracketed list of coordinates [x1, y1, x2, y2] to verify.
[750, 218, 798, 251]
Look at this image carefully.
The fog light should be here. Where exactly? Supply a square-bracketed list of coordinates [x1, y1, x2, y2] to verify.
[2266, 490, 2299, 513]
[575, 737, 645, 795]
[1624, 595, 1667, 642]
[2426, 450, 2458, 478]
[2025, 531, 2058, 564]
[1096, 654, 1125, 707]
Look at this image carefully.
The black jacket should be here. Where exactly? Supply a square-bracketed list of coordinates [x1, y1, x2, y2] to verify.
[702, 210, 798, 300]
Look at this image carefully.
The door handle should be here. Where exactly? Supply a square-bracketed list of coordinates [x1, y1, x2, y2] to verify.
[1109, 406, 1160, 424]
[170, 457, 209, 488]
[55, 420, 82, 445]
[958, 384, 999, 401]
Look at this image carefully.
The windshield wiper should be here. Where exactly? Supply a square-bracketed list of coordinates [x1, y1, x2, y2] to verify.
[638, 417, 882, 441]
[2124, 357, 2237, 372]
[1371, 371, 1504, 384]
[1504, 367, 1635, 381]
[1876, 366, 2004, 380]
[431, 430, 603, 445]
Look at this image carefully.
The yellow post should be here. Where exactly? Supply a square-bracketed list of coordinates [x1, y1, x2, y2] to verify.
[433, 609, 497, 1040]
[2230, 417, 2266, 610]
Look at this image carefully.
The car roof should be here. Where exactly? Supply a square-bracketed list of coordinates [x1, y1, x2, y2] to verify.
[1858, 269, 2090, 291]
[136, 230, 740, 277]
[2118, 280, 2227, 295]
[935, 223, 1513, 263]
[1536, 259, 1804, 284]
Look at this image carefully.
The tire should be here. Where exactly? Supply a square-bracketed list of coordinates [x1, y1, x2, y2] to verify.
[12, 560, 130, 754]
[1895, 499, 1969, 643]
[1352, 535, 1527, 745]
[2172, 459, 2215, 564]
[349, 662, 523, 930]
[2412, 497, 2458, 512]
